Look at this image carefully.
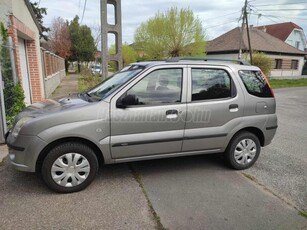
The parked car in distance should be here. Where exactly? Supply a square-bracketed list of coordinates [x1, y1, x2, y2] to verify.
[6, 57, 277, 193]
[91, 64, 102, 75]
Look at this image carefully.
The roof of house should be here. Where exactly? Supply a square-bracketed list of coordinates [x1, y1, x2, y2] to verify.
[255, 22, 302, 41]
[206, 26, 306, 56]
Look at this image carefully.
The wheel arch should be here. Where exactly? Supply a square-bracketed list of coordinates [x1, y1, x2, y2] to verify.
[36, 137, 104, 172]
[232, 127, 265, 147]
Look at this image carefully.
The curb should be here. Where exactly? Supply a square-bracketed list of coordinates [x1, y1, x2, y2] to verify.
[0, 144, 8, 163]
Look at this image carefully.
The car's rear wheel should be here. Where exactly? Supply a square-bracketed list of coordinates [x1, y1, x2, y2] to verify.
[226, 131, 260, 170]
[42, 142, 98, 193]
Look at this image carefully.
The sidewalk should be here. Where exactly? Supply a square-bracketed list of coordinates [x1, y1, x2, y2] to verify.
[0, 74, 80, 163]
[49, 73, 79, 98]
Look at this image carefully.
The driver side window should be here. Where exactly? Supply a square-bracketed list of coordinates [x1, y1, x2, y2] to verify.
[126, 68, 183, 105]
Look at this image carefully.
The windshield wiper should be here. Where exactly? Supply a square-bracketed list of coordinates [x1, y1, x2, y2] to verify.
[79, 92, 94, 102]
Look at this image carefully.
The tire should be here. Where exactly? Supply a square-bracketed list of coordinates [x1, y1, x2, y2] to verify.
[42, 142, 99, 193]
[226, 131, 260, 170]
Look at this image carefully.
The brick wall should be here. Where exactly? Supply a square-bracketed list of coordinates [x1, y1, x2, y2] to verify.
[8, 15, 43, 103]
[27, 40, 42, 102]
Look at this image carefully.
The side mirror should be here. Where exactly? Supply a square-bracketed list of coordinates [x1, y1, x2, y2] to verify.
[116, 94, 139, 108]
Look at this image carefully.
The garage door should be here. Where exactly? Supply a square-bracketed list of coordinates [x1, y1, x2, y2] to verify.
[18, 38, 32, 105]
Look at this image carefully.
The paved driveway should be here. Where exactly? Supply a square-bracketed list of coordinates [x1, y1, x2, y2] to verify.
[0, 87, 306, 229]
[0, 162, 155, 229]
[245, 87, 307, 211]
[132, 87, 307, 229]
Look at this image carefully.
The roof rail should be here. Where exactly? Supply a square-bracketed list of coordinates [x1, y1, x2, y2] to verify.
[165, 56, 250, 65]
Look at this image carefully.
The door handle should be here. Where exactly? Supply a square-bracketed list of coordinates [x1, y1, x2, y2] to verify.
[166, 110, 178, 119]
[229, 104, 239, 112]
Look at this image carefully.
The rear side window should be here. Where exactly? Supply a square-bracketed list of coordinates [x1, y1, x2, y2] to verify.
[191, 68, 234, 101]
[239, 70, 273, 98]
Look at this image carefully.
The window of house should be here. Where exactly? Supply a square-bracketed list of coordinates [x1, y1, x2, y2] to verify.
[274, 59, 282, 69]
[191, 69, 233, 101]
[125, 68, 182, 105]
[295, 41, 300, 49]
[291, 60, 299, 70]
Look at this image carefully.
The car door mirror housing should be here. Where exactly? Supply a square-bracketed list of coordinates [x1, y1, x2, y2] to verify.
[116, 94, 139, 108]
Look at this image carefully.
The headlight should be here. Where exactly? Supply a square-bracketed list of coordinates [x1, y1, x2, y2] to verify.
[12, 117, 32, 138]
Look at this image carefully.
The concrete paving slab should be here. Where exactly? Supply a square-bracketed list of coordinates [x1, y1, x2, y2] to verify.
[0, 162, 155, 229]
[50, 74, 79, 99]
[134, 154, 307, 230]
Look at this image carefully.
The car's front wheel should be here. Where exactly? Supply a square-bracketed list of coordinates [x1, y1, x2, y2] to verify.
[226, 131, 260, 170]
[42, 142, 99, 193]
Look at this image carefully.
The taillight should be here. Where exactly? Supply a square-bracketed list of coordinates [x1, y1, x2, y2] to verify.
[261, 71, 274, 97]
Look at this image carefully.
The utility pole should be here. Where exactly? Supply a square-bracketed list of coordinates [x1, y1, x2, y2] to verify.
[100, 0, 123, 80]
[238, 0, 253, 64]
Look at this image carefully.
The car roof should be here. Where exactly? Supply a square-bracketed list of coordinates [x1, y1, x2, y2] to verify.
[129, 58, 260, 71]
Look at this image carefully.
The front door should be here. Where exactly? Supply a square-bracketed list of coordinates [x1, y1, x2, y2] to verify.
[110, 67, 187, 159]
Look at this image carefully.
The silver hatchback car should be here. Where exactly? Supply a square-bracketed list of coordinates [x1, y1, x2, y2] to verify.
[6, 58, 277, 193]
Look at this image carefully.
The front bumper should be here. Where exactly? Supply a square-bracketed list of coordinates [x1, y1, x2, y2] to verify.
[6, 133, 47, 172]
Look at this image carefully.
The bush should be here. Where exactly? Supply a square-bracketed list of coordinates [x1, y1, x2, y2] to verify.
[4, 83, 25, 127]
[1, 22, 25, 128]
[245, 51, 272, 76]
[78, 66, 102, 92]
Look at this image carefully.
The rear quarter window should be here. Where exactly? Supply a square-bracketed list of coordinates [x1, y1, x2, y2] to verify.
[239, 70, 273, 98]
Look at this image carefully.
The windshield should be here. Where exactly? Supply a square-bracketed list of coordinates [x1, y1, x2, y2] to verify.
[87, 65, 144, 100]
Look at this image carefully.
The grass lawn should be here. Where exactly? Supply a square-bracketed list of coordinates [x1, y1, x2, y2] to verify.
[268, 78, 307, 89]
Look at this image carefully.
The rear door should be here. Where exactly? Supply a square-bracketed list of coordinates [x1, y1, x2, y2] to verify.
[110, 66, 188, 159]
[182, 66, 244, 152]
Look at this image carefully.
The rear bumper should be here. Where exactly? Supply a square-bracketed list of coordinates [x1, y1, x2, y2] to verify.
[263, 114, 278, 146]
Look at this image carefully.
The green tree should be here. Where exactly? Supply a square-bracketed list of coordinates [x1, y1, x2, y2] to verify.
[30, 1, 50, 41]
[69, 16, 96, 72]
[134, 7, 206, 60]
[109, 43, 137, 67]
[245, 51, 272, 76]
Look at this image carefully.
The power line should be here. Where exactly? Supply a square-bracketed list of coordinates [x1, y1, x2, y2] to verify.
[258, 8, 307, 11]
[80, 0, 88, 24]
[205, 19, 239, 29]
[202, 11, 241, 22]
[251, 13, 284, 24]
[253, 2, 307, 7]
[251, 13, 307, 22]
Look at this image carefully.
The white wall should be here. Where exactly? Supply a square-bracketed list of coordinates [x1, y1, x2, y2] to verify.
[268, 54, 305, 79]
[0, 0, 12, 26]
[44, 70, 66, 98]
[286, 29, 307, 51]
[206, 53, 305, 78]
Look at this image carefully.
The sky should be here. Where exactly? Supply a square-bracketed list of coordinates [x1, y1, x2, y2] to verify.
[36, 0, 307, 47]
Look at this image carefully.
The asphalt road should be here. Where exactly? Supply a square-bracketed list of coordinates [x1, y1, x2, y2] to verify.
[245, 87, 307, 211]
[0, 162, 155, 229]
[0, 87, 306, 229]
[133, 155, 306, 230]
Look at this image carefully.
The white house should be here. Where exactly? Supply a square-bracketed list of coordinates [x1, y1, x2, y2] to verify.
[206, 26, 306, 78]
[255, 22, 307, 51]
